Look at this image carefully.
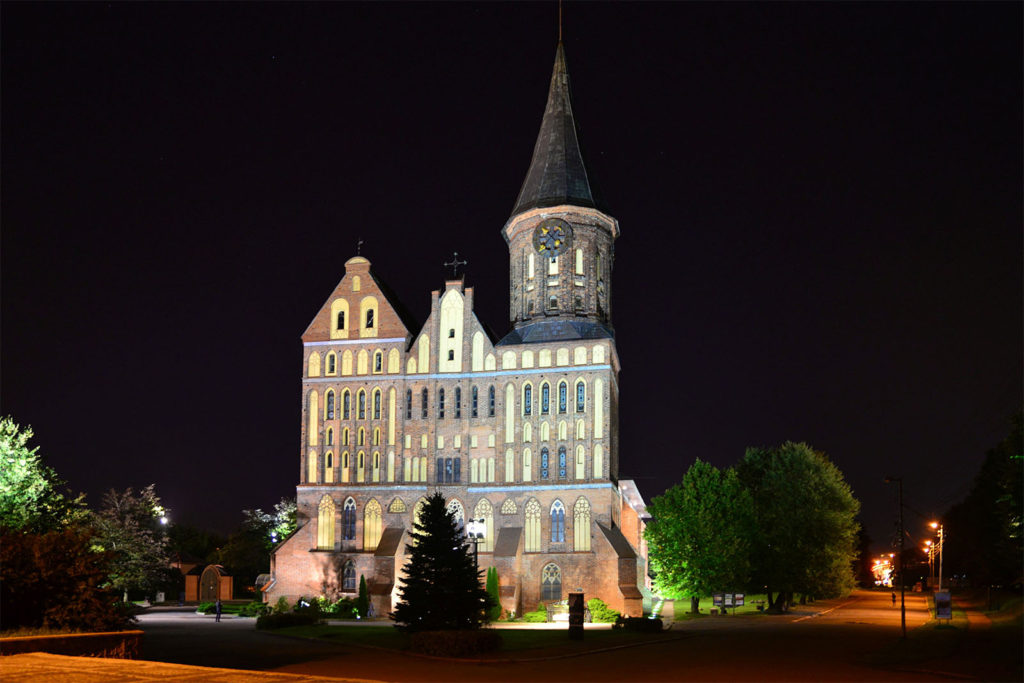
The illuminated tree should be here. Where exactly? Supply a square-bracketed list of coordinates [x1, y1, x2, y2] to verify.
[738, 442, 860, 610]
[392, 492, 491, 632]
[218, 497, 297, 595]
[91, 485, 172, 600]
[645, 460, 754, 613]
[0, 416, 86, 532]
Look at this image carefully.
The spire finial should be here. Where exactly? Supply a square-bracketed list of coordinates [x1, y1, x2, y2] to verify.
[558, 0, 563, 43]
[443, 252, 468, 278]
[356, 237, 364, 255]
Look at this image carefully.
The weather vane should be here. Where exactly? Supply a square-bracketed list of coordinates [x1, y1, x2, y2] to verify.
[443, 252, 468, 278]
[356, 237, 364, 255]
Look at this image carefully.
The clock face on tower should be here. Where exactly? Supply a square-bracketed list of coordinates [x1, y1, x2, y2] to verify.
[533, 218, 572, 256]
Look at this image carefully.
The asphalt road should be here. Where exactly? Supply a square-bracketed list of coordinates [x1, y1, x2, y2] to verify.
[137, 591, 1011, 682]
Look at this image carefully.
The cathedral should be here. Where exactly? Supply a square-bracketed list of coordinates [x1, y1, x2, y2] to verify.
[266, 41, 652, 618]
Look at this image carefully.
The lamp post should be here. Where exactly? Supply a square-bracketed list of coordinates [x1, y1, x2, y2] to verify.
[884, 476, 906, 639]
[465, 518, 486, 578]
[924, 541, 934, 588]
[930, 522, 944, 591]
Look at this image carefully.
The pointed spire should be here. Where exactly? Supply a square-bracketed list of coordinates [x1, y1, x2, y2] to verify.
[511, 43, 606, 218]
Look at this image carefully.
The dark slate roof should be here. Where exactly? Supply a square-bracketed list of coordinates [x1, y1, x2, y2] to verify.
[374, 527, 405, 557]
[510, 42, 607, 218]
[494, 527, 523, 557]
[597, 523, 637, 559]
[496, 319, 614, 346]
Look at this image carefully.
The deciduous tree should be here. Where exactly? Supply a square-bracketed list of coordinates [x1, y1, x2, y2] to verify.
[645, 460, 754, 613]
[91, 485, 172, 601]
[738, 442, 860, 610]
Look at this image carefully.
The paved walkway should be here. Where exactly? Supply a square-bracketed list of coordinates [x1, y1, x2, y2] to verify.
[0, 652, 384, 683]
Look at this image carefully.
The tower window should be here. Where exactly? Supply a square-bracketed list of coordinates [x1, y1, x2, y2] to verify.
[575, 248, 584, 275]
[523, 385, 532, 416]
[488, 386, 495, 417]
[574, 296, 583, 310]
[326, 391, 335, 420]
[528, 301, 535, 315]
[342, 390, 350, 420]
[374, 351, 383, 373]
[337, 311, 346, 329]
[455, 387, 461, 419]
[558, 446, 567, 478]
[327, 354, 336, 374]
[358, 390, 366, 420]
[548, 255, 558, 275]
[541, 447, 549, 479]
[406, 389, 412, 420]
[373, 390, 381, 420]
[448, 350, 454, 361]
[576, 382, 585, 413]
[541, 383, 550, 415]
[548, 296, 558, 310]
[438, 388, 445, 419]
[366, 309, 375, 328]
[558, 382, 567, 414]
[448, 328, 455, 338]
[421, 388, 428, 419]
[471, 386, 478, 418]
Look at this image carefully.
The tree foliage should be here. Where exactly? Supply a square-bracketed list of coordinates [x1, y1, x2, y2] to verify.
[738, 442, 860, 609]
[485, 566, 502, 621]
[91, 485, 172, 599]
[357, 574, 370, 618]
[645, 460, 754, 613]
[943, 413, 1022, 586]
[0, 417, 86, 532]
[217, 497, 297, 594]
[392, 492, 492, 632]
[0, 526, 132, 632]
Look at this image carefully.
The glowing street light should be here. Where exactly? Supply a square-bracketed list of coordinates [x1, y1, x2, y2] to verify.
[465, 518, 487, 577]
[929, 521, 945, 591]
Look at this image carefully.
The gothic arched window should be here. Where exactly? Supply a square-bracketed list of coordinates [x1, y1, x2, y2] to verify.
[342, 497, 356, 540]
[364, 499, 382, 550]
[558, 446, 567, 478]
[325, 390, 335, 420]
[438, 388, 445, 419]
[327, 353, 337, 374]
[573, 497, 591, 551]
[374, 351, 383, 373]
[317, 495, 335, 550]
[524, 498, 541, 552]
[357, 390, 366, 420]
[365, 309, 374, 328]
[550, 500, 565, 543]
[421, 388, 428, 418]
[558, 382, 567, 414]
[541, 383, 550, 415]
[342, 390, 351, 419]
[541, 563, 561, 601]
[343, 560, 356, 591]
[455, 387, 462, 418]
[488, 386, 495, 416]
[523, 384, 533, 416]
[373, 389, 381, 420]
[406, 389, 412, 419]
[471, 386, 479, 418]
[540, 447, 549, 479]
[576, 381, 585, 413]
[336, 310, 345, 330]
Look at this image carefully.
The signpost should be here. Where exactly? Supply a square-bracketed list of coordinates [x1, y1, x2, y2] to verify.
[712, 593, 744, 614]
[568, 591, 585, 640]
[934, 591, 952, 621]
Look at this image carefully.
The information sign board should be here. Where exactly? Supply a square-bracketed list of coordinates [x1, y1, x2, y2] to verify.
[934, 591, 952, 620]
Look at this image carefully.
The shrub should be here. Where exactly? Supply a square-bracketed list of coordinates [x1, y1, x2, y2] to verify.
[255, 611, 321, 630]
[196, 602, 215, 614]
[523, 603, 548, 623]
[485, 567, 502, 622]
[238, 601, 269, 617]
[273, 596, 290, 614]
[356, 575, 369, 617]
[612, 616, 663, 633]
[587, 598, 620, 623]
[409, 629, 502, 657]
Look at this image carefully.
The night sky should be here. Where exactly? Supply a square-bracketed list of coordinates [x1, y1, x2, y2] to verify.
[3, 3, 1020, 554]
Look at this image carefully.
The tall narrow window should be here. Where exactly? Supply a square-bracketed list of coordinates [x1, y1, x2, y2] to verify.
[438, 388, 445, 419]
[406, 389, 412, 419]
[540, 447, 549, 479]
[453, 457, 461, 482]
[374, 351, 383, 373]
[342, 390, 350, 419]
[488, 386, 495, 417]
[327, 354, 337, 374]
[525, 498, 541, 552]
[373, 390, 381, 420]
[421, 388, 428, 418]
[558, 382, 567, 413]
[326, 391, 335, 420]
[576, 381, 585, 413]
[558, 446, 567, 478]
[573, 497, 591, 551]
[343, 561, 356, 591]
[541, 383, 550, 415]
[455, 387, 461, 419]
[447, 350, 454, 361]
[550, 500, 565, 543]
[524, 385, 532, 416]
[326, 428, 334, 446]
[548, 255, 559, 275]
[436, 458, 444, 483]
[575, 248, 584, 275]
[357, 390, 366, 420]
[448, 328, 455, 338]
[337, 311, 346, 329]
[358, 427, 365, 446]
[365, 309, 375, 328]
[341, 497, 356, 541]
[364, 499, 382, 551]
[541, 563, 562, 600]
[471, 386, 478, 418]
[342, 428, 349, 445]
[317, 495, 335, 550]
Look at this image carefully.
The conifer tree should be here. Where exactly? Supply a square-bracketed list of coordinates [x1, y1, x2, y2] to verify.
[392, 492, 491, 632]
[356, 574, 369, 617]
[485, 566, 502, 621]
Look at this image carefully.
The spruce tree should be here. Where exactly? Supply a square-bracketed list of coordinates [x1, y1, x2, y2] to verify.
[485, 566, 502, 621]
[392, 492, 491, 632]
[356, 574, 369, 617]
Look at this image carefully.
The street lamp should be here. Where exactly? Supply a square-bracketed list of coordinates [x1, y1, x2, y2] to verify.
[924, 541, 934, 588]
[929, 522, 944, 591]
[465, 518, 486, 577]
[884, 476, 906, 639]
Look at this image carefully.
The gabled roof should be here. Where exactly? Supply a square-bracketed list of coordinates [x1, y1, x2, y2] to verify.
[510, 42, 607, 218]
[496, 319, 614, 346]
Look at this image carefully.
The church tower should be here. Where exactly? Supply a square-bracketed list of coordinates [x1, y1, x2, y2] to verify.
[502, 43, 619, 339]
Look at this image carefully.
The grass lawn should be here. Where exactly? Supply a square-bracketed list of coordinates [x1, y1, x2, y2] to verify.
[275, 624, 667, 657]
[669, 593, 772, 618]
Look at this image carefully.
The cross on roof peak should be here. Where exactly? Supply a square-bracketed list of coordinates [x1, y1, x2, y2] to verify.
[443, 252, 468, 278]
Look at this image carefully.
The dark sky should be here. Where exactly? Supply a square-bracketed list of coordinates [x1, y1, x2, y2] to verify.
[3, 2, 1021, 553]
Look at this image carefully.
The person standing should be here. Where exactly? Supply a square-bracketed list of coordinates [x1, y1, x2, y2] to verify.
[215, 598, 222, 622]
